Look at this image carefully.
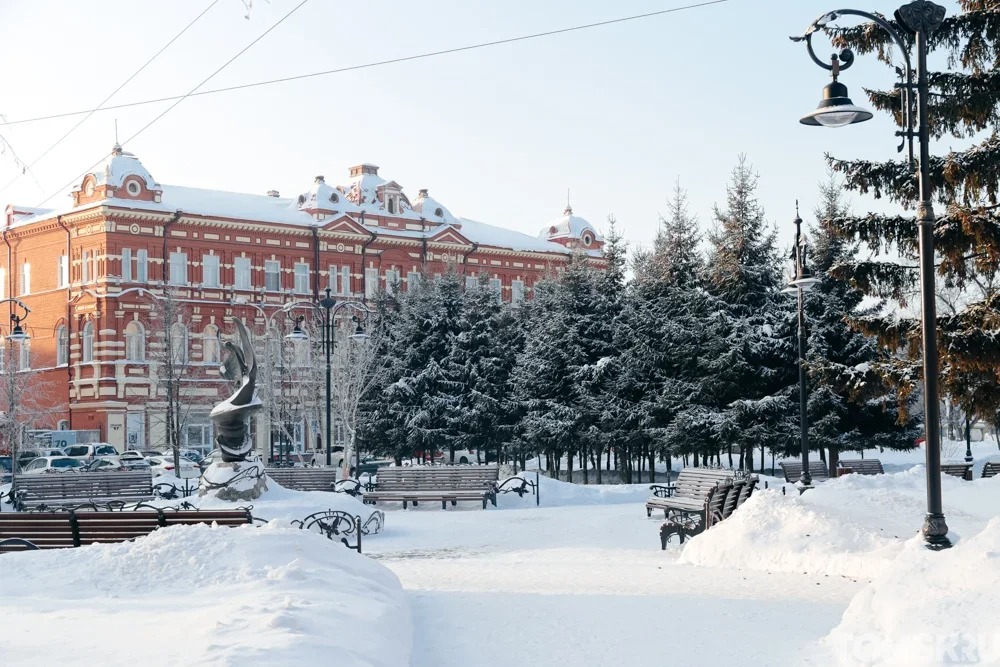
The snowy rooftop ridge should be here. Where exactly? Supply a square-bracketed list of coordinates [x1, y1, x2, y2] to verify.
[8, 150, 604, 259]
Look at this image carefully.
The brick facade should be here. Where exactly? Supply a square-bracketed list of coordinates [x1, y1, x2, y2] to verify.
[0, 148, 605, 457]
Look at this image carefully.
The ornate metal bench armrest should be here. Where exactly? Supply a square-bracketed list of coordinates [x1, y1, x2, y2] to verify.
[496, 475, 536, 498]
[332, 479, 363, 497]
[648, 484, 675, 498]
[0, 537, 39, 551]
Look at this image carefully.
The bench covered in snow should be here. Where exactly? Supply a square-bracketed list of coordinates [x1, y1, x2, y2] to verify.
[836, 459, 884, 476]
[778, 460, 830, 484]
[648, 468, 758, 547]
[942, 463, 973, 481]
[12, 470, 154, 511]
[364, 465, 499, 509]
[0, 507, 253, 552]
[982, 462, 1000, 478]
[266, 467, 340, 492]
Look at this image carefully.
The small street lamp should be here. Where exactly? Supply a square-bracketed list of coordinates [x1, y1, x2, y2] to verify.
[782, 207, 820, 489]
[791, 0, 950, 548]
[0, 298, 30, 487]
[285, 288, 369, 470]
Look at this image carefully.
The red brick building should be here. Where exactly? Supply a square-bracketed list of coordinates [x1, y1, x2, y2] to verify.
[0, 146, 605, 455]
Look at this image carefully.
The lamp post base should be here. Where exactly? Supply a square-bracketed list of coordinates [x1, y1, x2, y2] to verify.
[922, 513, 952, 550]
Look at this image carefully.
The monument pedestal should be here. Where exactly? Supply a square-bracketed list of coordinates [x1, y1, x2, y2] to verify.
[199, 459, 267, 501]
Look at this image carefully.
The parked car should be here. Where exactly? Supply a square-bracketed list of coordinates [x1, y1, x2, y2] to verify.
[355, 457, 393, 476]
[17, 448, 67, 470]
[146, 456, 201, 479]
[121, 449, 162, 462]
[63, 443, 119, 461]
[82, 456, 126, 472]
[412, 448, 481, 465]
[0, 455, 12, 483]
[20, 456, 86, 474]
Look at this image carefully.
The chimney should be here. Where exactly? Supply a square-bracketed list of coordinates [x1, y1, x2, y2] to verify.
[418, 188, 429, 198]
[266, 189, 280, 198]
[349, 164, 380, 178]
[314, 175, 325, 184]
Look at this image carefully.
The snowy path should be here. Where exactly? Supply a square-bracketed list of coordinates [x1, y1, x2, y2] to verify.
[369, 503, 859, 666]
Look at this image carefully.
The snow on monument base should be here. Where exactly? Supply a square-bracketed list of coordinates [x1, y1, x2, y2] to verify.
[199, 459, 267, 501]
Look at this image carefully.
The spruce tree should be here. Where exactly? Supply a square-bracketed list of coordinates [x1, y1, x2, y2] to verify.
[702, 155, 797, 470]
[828, 2, 1000, 430]
[805, 172, 920, 473]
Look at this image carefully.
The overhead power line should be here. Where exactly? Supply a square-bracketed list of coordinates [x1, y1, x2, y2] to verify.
[35, 0, 311, 208]
[5, 0, 729, 129]
[0, 0, 222, 197]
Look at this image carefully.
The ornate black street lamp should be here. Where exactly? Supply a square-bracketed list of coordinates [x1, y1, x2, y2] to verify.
[792, 0, 950, 549]
[287, 288, 368, 469]
[1, 298, 30, 485]
[781, 207, 821, 488]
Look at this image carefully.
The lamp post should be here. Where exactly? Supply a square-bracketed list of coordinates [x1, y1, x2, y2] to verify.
[792, 0, 950, 548]
[0, 298, 30, 484]
[782, 207, 821, 488]
[286, 288, 368, 470]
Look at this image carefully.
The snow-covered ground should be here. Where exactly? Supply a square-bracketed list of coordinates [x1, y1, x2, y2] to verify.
[2, 442, 998, 666]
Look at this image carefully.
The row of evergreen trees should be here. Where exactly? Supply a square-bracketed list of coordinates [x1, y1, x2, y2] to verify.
[356, 156, 918, 481]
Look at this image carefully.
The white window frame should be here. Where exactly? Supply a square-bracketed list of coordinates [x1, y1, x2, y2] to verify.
[465, 275, 478, 290]
[512, 279, 525, 304]
[170, 323, 189, 365]
[328, 265, 339, 294]
[406, 271, 421, 291]
[202, 325, 220, 364]
[136, 249, 148, 283]
[120, 249, 131, 282]
[202, 254, 220, 289]
[294, 262, 310, 294]
[169, 252, 188, 286]
[340, 266, 351, 295]
[82, 322, 95, 362]
[17, 340, 29, 371]
[264, 260, 281, 292]
[58, 255, 70, 287]
[385, 269, 400, 296]
[20, 262, 29, 295]
[81, 251, 90, 283]
[365, 268, 379, 299]
[489, 277, 502, 302]
[234, 256, 251, 290]
[56, 325, 68, 366]
[124, 321, 145, 362]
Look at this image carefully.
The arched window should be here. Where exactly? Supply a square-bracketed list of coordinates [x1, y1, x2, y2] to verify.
[124, 321, 145, 362]
[82, 322, 95, 362]
[56, 325, 68, 366]
[169, 322, 188, 366]
[203, 325, 220, 364]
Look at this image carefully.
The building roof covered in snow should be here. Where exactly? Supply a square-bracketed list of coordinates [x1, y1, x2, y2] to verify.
[7, 149, 605, 260]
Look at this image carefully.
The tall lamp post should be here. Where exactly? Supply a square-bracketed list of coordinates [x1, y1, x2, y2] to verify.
[286, 288, 368, 469]
[1, 298, 31, 484]
[791, 0, 950, 548]
[782, 206, 821, 488]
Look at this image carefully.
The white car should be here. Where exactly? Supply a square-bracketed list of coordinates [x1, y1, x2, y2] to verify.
[146, 456, 201, 479]
[21, 456, 86, 474]
[63, 443, 119, 461]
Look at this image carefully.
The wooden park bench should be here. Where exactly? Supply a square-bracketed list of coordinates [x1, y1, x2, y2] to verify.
[778, 460, 830, 484]
[982, 462, 1000, 479]
[836, 459, 884, 476]
[646, 468, 758, 547]
[364, 465, 499, 509]
[942, 463, 973, 481]
[0, 506, 253, 553]
[11, 471, 154, 512]
[266, 467, 340, 492]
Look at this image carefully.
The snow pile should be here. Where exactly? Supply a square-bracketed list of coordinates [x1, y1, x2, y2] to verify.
[817, 519, 1000, 666]
[681, 468, 1000, 579]
[0, 521, 410, 666]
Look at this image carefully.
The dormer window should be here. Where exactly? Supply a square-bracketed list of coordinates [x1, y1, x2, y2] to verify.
[126, 180, 141, 197]
[582, 233, 592, 246]
[84, 180, 95, 197]
[387, 196, 397, 215]
[434, 207, 444, 217]
[330, 192, 339, 204]
[298, 194, 306, 206]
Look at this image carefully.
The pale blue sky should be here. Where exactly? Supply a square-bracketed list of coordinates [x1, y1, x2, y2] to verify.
[0, 0, 961, 255]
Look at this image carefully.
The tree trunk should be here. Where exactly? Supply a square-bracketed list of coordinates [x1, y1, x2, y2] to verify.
[759, 445, 764, 473]
[828, 445, 839, 478]
[727, 447, 733, 469]
[566, 449, 573, 484]
[595, 447, 603, 484]
[648, 449, 655, 483]
[582, 449, 589, 485]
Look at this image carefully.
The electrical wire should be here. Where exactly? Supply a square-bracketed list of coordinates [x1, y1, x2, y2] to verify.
[5, 0, 729, 129]
[34, 0, 311, 208]
[0, 0, 222, 197]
